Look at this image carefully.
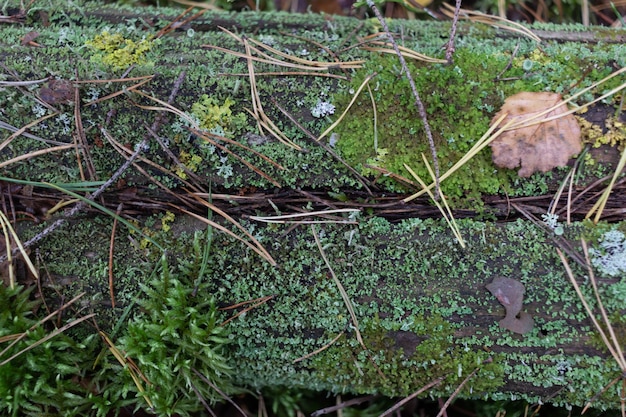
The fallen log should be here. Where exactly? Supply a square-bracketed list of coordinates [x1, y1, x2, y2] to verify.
[1, 0, 625, 415]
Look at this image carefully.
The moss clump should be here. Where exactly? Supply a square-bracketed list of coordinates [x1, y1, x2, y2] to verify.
[332, 40, 624, 206]
[333, 49, 519, 204]
[85, 31, 155, 71]
[0, 285, 97, 416]
[310, 315, 504, 398]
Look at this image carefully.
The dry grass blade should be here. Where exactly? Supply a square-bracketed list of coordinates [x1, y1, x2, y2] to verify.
[403, 112, 510, 202]
[219, 295, 275, 326]
[241, 37, 302, 150]
[0, 291, 88, 360]
[293, 331, 345, 363]
[180, 191, 277, 266]
[250, 208, 360, 224]
[83, 76, 154, 107]
[246, 36, 365, 69]
[99, 331, 154, 409]
[558, 245, 625, 369]
[311, 395, 376, 417]
[360, 38, 447, 64]
[0, 210, 39, 288]
[311, 224, 365, 348]
[586, 143, 626, 223]
[379, 376, 445, 417]
[131, 88, 197, 125]
[102, 127, 201, 193]
[155, 4, 211, 39]
[0, 312, 95, 366]
[180, 206, 276, 265]
[209, 27, 364, 71]
[435, 366, 481, 417]
[440, 3, 542, 42]
[557, 243, 626, 414]
[318, 73, 376, 142]
[189, 127, 284, 186]
[0, 112, 58, 153]
[404, 160, 465, 247]
[505, 66, 626, 130]
[0, 143, 76, 170]
[192, 368, 247, 417]
[403, 66, 626, 205]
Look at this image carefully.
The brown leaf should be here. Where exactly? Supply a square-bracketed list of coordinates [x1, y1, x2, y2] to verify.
[490, 92, 581, 177]
[486, 276, 534, 334]
[20, 31, 40, 46]
[39, 79, 74, 105]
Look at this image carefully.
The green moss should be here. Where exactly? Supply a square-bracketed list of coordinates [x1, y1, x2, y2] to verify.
[332, 49, 519, 204]
[310, 315, 504, 398]
[331, 38, 625, 206]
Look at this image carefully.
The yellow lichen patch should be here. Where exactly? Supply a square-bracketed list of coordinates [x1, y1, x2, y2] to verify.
[191, 96, 236, 132]
[174, 151, 203, 180]
[85, 31, 155, 71]
[577, 116, 626, 149]
[161, 211, 176, 233]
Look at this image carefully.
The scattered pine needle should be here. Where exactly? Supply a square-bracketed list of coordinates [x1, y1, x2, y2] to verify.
[311, 224, 365, 349]
[99, 331, 154, 409]
[360, 37, 447, 64]
[0, 312, 95, 366]
[379, 376, 445, 417]
[586, 143, 626, 223]
[293, 331, 345, 363]
[219, 294, 275, 326]
[250, 208, 360, 224]
[317, 73, 376, 142]
[404, 156, 465, 248]
[557, 242, 626, 414]
[0, 210, 39, 288]
[440, 3, 542, 42]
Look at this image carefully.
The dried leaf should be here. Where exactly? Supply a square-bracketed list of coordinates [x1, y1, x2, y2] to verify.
[486, 276, 534, 334]
[490, 92, 581, 177]
[39, 79, 74, 105]
[20, 31, 40, 46]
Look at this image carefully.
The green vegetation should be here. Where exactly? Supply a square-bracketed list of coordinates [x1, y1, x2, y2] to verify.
[1, 0, 626, 415]
[85, 31, 157, 71]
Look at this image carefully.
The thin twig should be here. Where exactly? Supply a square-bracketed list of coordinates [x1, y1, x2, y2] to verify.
[6, 138, 149, 259]
[365, 0, 440, 199]
[444, 0, 463, 63]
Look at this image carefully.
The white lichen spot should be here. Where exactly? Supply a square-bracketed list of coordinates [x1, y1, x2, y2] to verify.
[32, 103, 47, 118]
[258, 35, 276, 46]
[56, 113, 71, 134]
[311, 100, 335, 118]
[589, 229, 626, 277]
[541, 212, 564, 235]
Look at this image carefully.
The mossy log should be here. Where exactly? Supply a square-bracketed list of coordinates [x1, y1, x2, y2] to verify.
[1, 0, 626, 414]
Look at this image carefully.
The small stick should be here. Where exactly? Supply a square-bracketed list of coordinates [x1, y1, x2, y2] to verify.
[365, 0, 440, 198]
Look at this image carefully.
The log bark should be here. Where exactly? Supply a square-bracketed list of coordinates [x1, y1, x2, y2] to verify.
[1, 0, 626, 414]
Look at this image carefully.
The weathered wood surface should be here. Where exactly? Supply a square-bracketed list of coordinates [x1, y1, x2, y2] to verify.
[1, 0, 626, 413]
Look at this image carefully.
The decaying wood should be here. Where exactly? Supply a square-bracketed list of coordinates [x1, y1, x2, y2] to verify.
[1, 0, 626, 413]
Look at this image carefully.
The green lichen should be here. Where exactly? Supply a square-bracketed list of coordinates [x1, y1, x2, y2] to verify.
[191, 95, 244, 134]
[85, 30, 156, 71]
